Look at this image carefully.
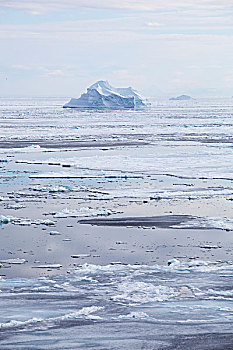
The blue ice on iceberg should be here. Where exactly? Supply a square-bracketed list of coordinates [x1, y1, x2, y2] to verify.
[63, 81, 149, 109]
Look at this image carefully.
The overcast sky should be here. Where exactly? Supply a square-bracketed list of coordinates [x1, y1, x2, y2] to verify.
[1, 0, 233, 97]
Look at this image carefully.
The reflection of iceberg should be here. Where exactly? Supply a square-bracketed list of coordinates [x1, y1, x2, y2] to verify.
[63, 80, 149, 109]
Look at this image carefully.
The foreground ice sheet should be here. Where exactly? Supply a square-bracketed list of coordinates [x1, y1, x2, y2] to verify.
[0, 260, 232, 349]
[63, 80, 148, 109]
[1, 97, 233, 348]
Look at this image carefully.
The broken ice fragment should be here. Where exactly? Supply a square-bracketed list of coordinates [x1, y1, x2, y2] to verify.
[42, 219, 56, 226]
[32, 264, 62, 269]
[48, 231, 61, 235]
[0, 258, 26, 264]
[0, 215, 10, 224]
[18, 220, 31, 226]
[54, 207, 113, 218]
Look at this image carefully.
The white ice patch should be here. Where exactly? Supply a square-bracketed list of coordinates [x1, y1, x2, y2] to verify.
[30, 172, 85, 179]
[0, 197, 9, 201]
[0, 215, 20, 224]
[166, 259, 233, 273]
[0, 215, 56, 227]
[0, 215, 11, 224]
[13, 145, 42, 153]
[0, 306, 103, 330]
[32, 264, 62, 269]
[173, 216, 233, 231]
[0, 318, 43, 330]
[207, 288, 233, 298]
[76, 260, 233, 275]
[113, 281, 178, 304]
[26, 145, 40, 149]
[0, 258, 26, 264]
[48, 231, 61, 235]
[54, 207, 112, 218]
[55, 306, 103, 321]
[40, 219, 56, 226]
[29, 170, 140, 180]
[33, 185, 72, 193]
[118, 311, 149, 319]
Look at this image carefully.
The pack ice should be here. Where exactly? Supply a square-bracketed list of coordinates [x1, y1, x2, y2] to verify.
[63, 80, 148, 109]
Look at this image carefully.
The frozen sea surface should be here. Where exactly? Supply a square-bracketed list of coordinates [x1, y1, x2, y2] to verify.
[0, 261, 233, 349]
[0, 97, 233, 348]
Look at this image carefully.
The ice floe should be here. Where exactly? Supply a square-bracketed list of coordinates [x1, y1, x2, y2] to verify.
[32, 264, 62, 269]
[54, 207, 113, 218]
[113, 281, 178, 303]
[12, 145, 42, 153]
[118, 311, 149, 319]
[173, 216, 233, 231]
[33, 185, 72, 193]
[0, 258, 26, 264]
[0, 215, 11, 224]
[48, 231, 61, 235]
[71, 254, 91, 258]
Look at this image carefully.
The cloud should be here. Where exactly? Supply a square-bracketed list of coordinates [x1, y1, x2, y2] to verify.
[11, 64, 69, 77]
[1, 3, 233, 42]
[1, 7, 233, 42]
[1, 0, 233, 96]
[12, 64, 31, 70]
[147, 22, 162, 27]
[1, 0, 233, 14]
[42, 69, 65, 77]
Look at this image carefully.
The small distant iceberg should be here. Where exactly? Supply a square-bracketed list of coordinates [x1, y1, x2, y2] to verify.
[63, 80, 149, 109]
[169, 95, 192, 101]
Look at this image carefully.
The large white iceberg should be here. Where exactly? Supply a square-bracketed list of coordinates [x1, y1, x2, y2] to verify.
[63, 81, 148, 109]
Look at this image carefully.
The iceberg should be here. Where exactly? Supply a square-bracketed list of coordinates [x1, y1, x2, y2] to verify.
[63, 80, 149, 109]
[169, 95, 192, 101]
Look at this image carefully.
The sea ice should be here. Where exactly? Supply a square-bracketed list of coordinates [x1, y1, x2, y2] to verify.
[0, 258, 26, 264]
[0, 215, 10, 224]
[48, 231, 61, 235]
[32, 264, 62, 269]
[54, 207, 112, 218]
[118, 312, 149, 319]
[173, 216, 233, 231]
[33, 185, 71, 193]
[41, 219, 56, 226]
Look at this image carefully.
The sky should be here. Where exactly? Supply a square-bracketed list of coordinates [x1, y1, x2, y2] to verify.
[1, 0, 233, 97]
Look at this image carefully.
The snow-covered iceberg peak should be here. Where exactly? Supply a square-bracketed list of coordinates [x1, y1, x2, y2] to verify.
[63, 81, 149, 109]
